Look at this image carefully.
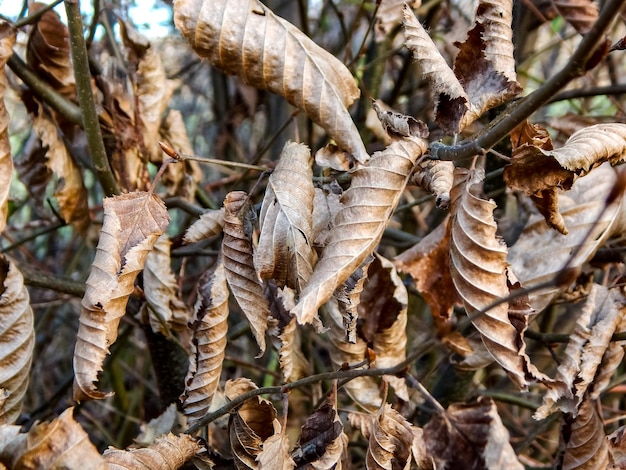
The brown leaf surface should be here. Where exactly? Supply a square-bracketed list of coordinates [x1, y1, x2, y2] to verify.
[174, 0, 368, 164]
[103, 432, 202, 468]
[181, 260, 229, 427]
[0, 257, 34, 425]
[0, 23, 14, 235]
[608, 425, 626, 469]
[256, 141, 316, 292]
[591, 304, 626, 400]
[184, 208, 225, 244]
[403, 5, 468, 134]
[536, 284, 625, 419]
[553, 0, 598, 34]
[556, 398, 608, 470]
[366, 403, 415, 470]
[222, 191, 271, 354]
[371, 99, 429, 138]
[334, 255, 374, 344]
[474, 0, 517, 82]
[424, 396, 523, 470]
[410, 159, 455, 209]
[257, 430, 295, 470]
[0, 407, 107, 469]
[311, 185, 343, 248]
[143, 234, 192, 334]
[73, 192, 170, 401]
[291, 135, 428, 325]
[375, 0, 421, 40]
[449, 167, 548, 390]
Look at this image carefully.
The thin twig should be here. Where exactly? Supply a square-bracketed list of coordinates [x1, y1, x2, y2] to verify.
[13, 0, 64, 28]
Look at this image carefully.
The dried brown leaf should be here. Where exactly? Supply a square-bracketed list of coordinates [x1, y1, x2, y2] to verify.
[256, 141, 316, 292]
[104, 432, 202, 469]
[0, 407, 107, 469]
[292, 136, 428, 325]
[0, 23, 14, 235]
[272, 290, 311, 382]
[375, 0, 420, 40]
[257, 430, 295, 470]
[371, 100, 429, 138]
[73, 192, 170, 401]
[403, 6, 468, 134]
[553, 0, 598, 34]
[366, 403, 415, 470]
[174, 0, 368, 164]
[334, 255, 374, 344]
[181, 260, 229, 427]
[0, 257, 34, 425]
[410, 159, 455, 209]
[608, 425, 626, 469]
[184, 208, 225, 244]
[556, 398, 609, 470]
[222, 191, 271, 354]
[591, 301, 626, 399]
[143, 234, 192, 334]
[474, 0, 517, 82]
[424, 397, 523, 470]
[449, 167, 548, 389]
[311, 185, 343, 248]
[536, 284, 625, 419]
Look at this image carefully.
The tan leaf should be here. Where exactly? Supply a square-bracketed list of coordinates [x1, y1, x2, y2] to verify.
[0, 23, 15, 235]
[184, 208, 225, 244]
[366, 403, 415, 470]
[403, 5, 469, 134]
[410, 159, 455, 209]
[73, 192, 170, 401]
[375, 0, 421, 40]
[449, 167, 547, 389]
[507, 163, 623, 313]
[174, 0, 368, 164]
[371, 99, 429, 138]
[311, 185, 343, 248]
[292, 399, 347, 470]
[143, 234, 192, 334]
[181, 260, 229, 427]
[0, 256, 34, 425]
[222, 191, 271, 354]
[292, 135, 428, 325]
[590, 301, 626, 400]
[536, 284, 625, 419]
[553, 0, 598, 34]
[424, 397, 523, 470]
[277, 309, 312, 383]
[0, 407, 107, 469]
[474, 0, 517, 82]
[334, 255, 374, 344]
[608, 425, 626, 469]
[256, 141, 316, 292]
[103, 432, 202, 468]
[257, 430, 295, 470]
[556, 398, 609, 470]
[135, 404, 180, 446]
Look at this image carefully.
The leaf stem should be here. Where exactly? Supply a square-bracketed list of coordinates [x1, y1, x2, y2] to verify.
[431, 0, 624, 161]
[64, 0, 120, 196]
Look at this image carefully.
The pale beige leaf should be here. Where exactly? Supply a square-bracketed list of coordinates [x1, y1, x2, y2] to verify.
[103, 432, 202, 469]
[403, 5, 468, 134]
[375, 0, 420, 40]
[424, 397, 523, 470]
[73, 192, 170, 401]
[0, 407, 107, 469]
[256, 141, 316, 292]
[144, 234, 192, 334]
[32, 106, 91, 234]
[135, 404, 180, 446]
[277, 313, 311, 383]
[348, 411, 375, 440]
[181, 260, 229, 427]
[0, 23, 15, 235]
[507, 163, 623, 313]
[536, 284, 625, 419]
[591, 301, 626, 399]
[0, 257, 34, 425]
[257, 431, 295, 470]
[449, 167, 547, 390]
[556, 398, 609, 470]
[222, 191, 271, 354]
[553, 0, 598, 34]
[474, 0, 517, 82]
[184, 208, 225, 244]
[366, 403, 414, 470]
[291, 136, 428, 325]
[174, 0, 368, 164]
[608, 425, 626, 469]
[334, 255, 374, 344]
[410, 159, 455, 209]
[371, 100, 428, 138]
[311, 186, 343, 248]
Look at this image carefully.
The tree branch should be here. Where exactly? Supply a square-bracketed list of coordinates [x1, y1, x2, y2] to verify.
[430, 0, 625, 161]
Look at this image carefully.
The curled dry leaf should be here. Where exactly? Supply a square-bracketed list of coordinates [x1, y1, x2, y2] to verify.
[292, 135, 428, 325]
[103, 432, 202, 469]
[0, 23, 14, 235]
[552, 0, 598, 34]
[222, 191, 271, 354]
[334, 255, 374, 344]
[556, 398, 609, 470]
[591, 302, 626, 399]
[371, 100, 429, 138]
[449, 167, 548, 390]
[181, 260, 229, 427]
[366, 403, 415, 470]
[73, 192, 169, 401]
[174, 0, 368, 164]
[0, 256, 34, 425]
[507, 163, 623, 313]
[0, 407, 107, 469]
[608, 425, 626, 469]
[403, 5, 468, 134]
[184, 208, 225, 244]
[424, 396, 523, 470]
[143, 234, 192, 334]
[375, 0, 421, 40]
[535, 284, 625, 419]
[474, 0, 517, 82]
[256, 141, 316, 293]
[311, 185, 343, 248]
[410, 159, 455, 209]
[257, 430, 295, 470]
